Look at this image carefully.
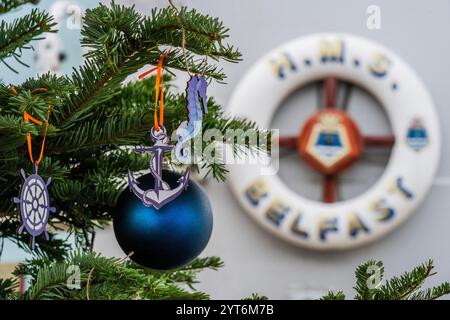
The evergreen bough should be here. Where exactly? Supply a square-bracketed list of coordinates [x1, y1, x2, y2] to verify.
[322, 260, 450, 300]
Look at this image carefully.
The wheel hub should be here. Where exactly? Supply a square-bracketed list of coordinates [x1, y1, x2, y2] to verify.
[299, 109, 363, 175]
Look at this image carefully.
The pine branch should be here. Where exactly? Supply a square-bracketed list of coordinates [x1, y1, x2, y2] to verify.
[19, 251, 214, 300]
[141, 256, 224, 290]
[373, 259, 436, 300]
[59, 2, 240, 130]
[0, 8, 56, 72]
[242, 293, 269, 300]
[0, 0, 38, 14]
[409, 282, 450, 300]
[320, 291, 346, 300]
[13, 230, 70, 262]
[0, 277, 18, 299]
[142, 7, 241, 63]
[0, 114, 37, 152]
[179, 256, 224, 271]
[24, 263, 82, 299]
[353, 260, 384, 299]
[320, 259, 450, 300]
[14, 253, 60, 279]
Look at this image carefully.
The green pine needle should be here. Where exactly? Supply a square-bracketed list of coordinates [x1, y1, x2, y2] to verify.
[14, 251, 221, 300]
[322, 259, 450, 300]
[320, 291, 346, 300]
[0, 8, 56, 72]
[0, 0, 39, 14]
[0, 277, 18, 299]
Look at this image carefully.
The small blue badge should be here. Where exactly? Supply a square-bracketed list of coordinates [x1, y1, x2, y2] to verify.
[406, 118, 428, 152]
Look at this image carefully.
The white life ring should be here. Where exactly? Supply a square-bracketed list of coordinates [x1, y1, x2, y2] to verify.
[227, 33, 440, 250]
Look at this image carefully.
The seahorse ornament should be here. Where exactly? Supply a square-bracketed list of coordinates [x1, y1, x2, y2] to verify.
[175, 75, 208, 163]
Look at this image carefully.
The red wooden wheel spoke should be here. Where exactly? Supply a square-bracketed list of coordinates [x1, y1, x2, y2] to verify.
[323, 174, 338, 203]
[278, 136, 298, 148]
[324, 77, 338, 109]
[342, 83, 353, 111]
[363, 135, 395, 147]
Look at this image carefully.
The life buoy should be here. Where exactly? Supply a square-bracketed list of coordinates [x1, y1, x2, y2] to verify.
[227, 33, 440, 250]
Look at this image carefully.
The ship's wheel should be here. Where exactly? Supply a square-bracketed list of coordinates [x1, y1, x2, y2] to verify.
[227, 33, 440, 250]
[14, 164, 55, 249]
[277, 77, 395, 203]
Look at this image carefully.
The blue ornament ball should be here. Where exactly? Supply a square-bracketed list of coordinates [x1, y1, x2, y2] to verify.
[113, 171, 213, 270]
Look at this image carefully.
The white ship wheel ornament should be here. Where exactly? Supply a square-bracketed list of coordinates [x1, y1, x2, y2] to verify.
[228, 33, 440, 250]
[13, 107, 55, 250]
[14, 164, 55, 250]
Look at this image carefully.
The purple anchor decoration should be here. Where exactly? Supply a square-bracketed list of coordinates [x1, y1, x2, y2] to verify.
[175, 75, 208, 163]
[129, 52, 195, 209]
[127, 126, 190, 209]
[14, 164, 56, 250]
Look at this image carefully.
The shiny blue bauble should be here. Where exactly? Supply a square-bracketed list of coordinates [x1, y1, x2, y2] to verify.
[113, 171, 213, 270]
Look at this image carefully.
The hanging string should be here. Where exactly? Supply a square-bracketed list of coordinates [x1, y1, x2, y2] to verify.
[24, 101, 52, 165]
[31, 88, 48, 94]
[139, 50, 170, 131]
[168, 0, 191, 76]
[85, 251, 134, 300]
[2, 86, 44, 96]
[117, 251, 135, 264]
[86, 267, 95, 300]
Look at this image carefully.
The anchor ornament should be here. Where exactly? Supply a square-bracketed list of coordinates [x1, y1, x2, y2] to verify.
[128, 52, 209, 209]
[127, 126, 190, 209]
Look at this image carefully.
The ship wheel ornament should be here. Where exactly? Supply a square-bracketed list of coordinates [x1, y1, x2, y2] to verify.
[13, 103, 55, 250]
[14, 164, 55, 249]
[227, 33, 440, 250]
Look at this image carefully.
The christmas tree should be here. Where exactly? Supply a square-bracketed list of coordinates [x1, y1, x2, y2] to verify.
[0, 0, 267, 299]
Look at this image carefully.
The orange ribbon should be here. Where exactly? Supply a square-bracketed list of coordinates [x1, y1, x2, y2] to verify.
[24, 105, 51, 165]
[21, 87, 51, 165]
[11, 86, 51, 165]
[138, 50, 171, 131]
